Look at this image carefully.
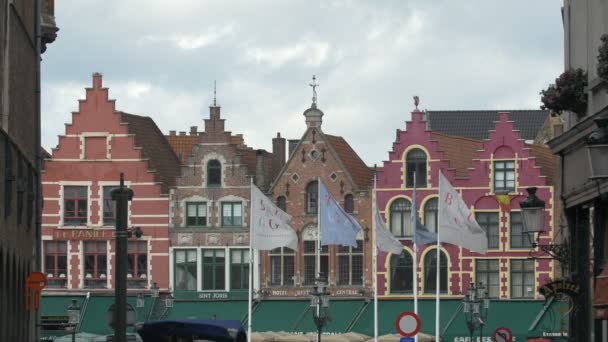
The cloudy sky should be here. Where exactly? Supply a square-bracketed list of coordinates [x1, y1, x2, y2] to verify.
[42, 0, 564, 165]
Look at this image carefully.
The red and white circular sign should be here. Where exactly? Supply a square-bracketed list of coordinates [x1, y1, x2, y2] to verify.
[395, 311, 421, 337]
[493, 326, 513, 342]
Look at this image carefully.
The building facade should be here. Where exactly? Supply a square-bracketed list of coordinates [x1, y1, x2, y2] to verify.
[40, 74, 179, 315]
[260, 100, 374, 299]
[166, 103, 282, 303]
[547, 1, 608, 341]
[1, 0, 58, 340]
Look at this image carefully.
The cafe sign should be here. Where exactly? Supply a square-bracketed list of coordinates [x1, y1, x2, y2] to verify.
[538, 279, 580, 299]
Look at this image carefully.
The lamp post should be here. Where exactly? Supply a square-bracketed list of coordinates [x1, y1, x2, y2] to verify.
[310, 277, 331, 342]
[151, 282, 160, 298]
[67, 299, 81, 342]
[111, 173, 134, 342]
[462, 282, 490, 342]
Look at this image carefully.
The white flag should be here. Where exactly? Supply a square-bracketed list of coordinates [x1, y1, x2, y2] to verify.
[250, 184, 298, 250]
[374, 204, 403, 255]
[438, 171, 488, 254]
[319, 180, 361, 247]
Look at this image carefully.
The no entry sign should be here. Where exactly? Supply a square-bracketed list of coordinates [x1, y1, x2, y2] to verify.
[493, 326, 513, 342]
[395, 312, 421, 337]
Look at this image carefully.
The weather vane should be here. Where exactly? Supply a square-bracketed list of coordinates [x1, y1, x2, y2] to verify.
[309, 75, 319, 105]
[413, 95, 420, 110]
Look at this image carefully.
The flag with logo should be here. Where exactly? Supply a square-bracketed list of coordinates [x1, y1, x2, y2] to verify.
[496, 194, 511, 212]
[374, 204, 403, 255]
[438, 171, 488, 254]
[319, 180, 361, 247]
[250, 184, 298, 250]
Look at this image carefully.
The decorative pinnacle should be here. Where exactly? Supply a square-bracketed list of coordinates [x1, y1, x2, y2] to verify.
[213, 80, 217, 106]
[413, 95, 420, 110]
[309, 75, 319, 106]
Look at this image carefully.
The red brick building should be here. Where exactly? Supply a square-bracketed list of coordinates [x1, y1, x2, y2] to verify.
[165, 102, 282, 301]
[41, 73, 179, 295]
[261, 101, 374, 298]
[376, 109, 557, 299]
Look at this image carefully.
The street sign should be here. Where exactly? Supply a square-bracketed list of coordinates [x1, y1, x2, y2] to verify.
[493, 326, 513, 342]
[395, 311, 421, 337]
[400, 337, 415, 342]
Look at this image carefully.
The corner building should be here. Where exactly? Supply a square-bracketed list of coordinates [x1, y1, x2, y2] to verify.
[374, 109, 564, 340]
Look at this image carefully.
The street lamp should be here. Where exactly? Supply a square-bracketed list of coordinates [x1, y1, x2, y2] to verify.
[586, 117, 608, 179]
[165, 292, 174, 308]
[462, 282, 490, 342]
[67, 299, 81, 342]
[151, 282, 160, 298]
[520, 187, 569, 266]
[310, 276, 331, 342]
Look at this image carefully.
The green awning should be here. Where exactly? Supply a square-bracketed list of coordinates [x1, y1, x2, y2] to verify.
[293, 300, 368, 333]
[249, 300, 310, 332]
[40, 295, 86, 317]
[165, 300, 248, 321]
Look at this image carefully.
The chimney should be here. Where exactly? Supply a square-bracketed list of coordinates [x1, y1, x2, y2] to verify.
[190, 126, 198, 136]
[255, 150, 266, 189]
[288, 139, 299, 158]
[179, 131, 186, 136]
[205, 106, 225, 133]
[169, 130, 176, 136]
[272, 132, 286, 176]
[92, 72, 103, 89]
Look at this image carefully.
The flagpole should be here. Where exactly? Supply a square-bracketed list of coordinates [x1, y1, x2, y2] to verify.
[317, 177, 322, 342]
[412, 174, 418, 342]
[373, 173, 379, 342]
[248, 177, 253, 342]
[435, 172, 441, 341]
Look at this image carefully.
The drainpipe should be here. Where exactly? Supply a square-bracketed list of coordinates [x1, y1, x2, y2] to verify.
[34, 0, 42, 341]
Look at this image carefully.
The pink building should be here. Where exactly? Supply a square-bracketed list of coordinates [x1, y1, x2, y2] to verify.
[376, 110, 557, 299]
[41, 73, 180, 294]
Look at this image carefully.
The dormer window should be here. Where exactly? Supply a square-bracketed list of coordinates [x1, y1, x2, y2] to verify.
[207, 160, 221, 187]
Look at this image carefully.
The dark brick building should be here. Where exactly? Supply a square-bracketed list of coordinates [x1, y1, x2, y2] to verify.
[0, 0, 58, 340]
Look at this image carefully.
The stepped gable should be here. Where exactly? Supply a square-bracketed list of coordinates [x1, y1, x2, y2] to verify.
[120, 112, 181, 194]
[427, 110, 549, 140]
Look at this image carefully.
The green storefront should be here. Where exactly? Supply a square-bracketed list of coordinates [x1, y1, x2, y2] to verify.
[40, 295, 568, 341]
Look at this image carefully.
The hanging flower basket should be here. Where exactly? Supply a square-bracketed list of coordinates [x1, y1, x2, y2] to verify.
[540, 68, 588, 116]
[598, 34, 608, 83]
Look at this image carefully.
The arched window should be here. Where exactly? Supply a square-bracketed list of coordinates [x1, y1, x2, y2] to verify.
[390, 199, 412, 237]
[305, 181, 318, 214]
[276, 196, 287, 212]
[406, 149, 427, 188]
[424, 198, 438, 233]
[390, 252, 412, 294]
[207, 160, 221, 187]
[423, 249, 448, 294]
[337, 239, 363, 285]
[343, 194, 354, 214]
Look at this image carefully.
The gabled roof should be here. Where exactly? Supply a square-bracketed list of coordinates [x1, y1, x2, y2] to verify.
[430, 131, 556, 183]
[324, 134, 373, 189]
[427, 110, 549, 140]
[120, 112, 181, 194]
[430, 132, 484, 178]
[165, 134, 199, 163]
